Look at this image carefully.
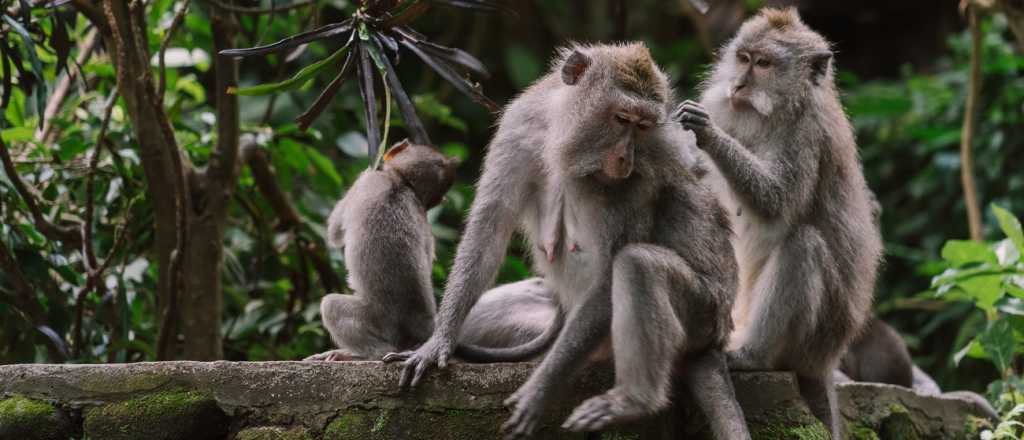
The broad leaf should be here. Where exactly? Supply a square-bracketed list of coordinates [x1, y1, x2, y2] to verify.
[941, 239, 998, 266]
[978, 317, 1016, 373]
[993, 204, 1024, 254]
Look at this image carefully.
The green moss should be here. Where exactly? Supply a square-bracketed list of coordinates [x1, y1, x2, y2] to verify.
[879, 404, 920, 440]
[0, 396, 70, 440]
[324, 412, 371, 440]
[83, 389, 228, 440]
[235, 426, 312, 440]
[601, 433, 641, 440]
[753, 422, 830, 440]
[849, 423, 881, 440]
[325, 407, 514, 440]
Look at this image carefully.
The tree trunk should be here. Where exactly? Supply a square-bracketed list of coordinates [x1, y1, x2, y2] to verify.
[178, 8, 241, 360]
[99, 0, 192, 359]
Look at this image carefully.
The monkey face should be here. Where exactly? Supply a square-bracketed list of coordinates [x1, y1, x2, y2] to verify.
[711, 9, 835, 118]
[555, 45, 667, 184]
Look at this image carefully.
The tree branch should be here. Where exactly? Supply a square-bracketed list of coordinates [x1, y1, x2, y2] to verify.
[960, 5, 985, 241]
[0, 137, 82, 246]
[158, 0, 192, 99]
[38, 28, 100, 144]
[240, 140, 341, 292]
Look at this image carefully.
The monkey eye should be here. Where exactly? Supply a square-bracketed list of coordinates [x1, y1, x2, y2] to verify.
[614, 113, 632, 124]
[737, 52, 751, 64]
[637, 121, 654, 130]
[755, 58, 772, 68]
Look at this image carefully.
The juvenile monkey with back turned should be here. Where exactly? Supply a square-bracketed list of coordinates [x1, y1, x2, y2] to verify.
[305, 141, 456, 361]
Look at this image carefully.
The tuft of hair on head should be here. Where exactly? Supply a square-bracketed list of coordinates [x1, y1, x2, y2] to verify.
[759, 7, 801, 30]
[611, 42, 668, 103]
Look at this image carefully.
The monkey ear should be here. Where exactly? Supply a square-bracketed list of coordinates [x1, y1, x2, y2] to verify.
[562, 50, 592, 86]
[384, 139, 411, 162]
[807, 50, 833, 85]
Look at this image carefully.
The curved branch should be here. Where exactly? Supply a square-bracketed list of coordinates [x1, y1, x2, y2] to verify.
[0, 137, 82, 246]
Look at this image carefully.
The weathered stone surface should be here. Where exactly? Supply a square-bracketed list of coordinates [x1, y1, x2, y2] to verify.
[235, 426, 313, 440]
[82, 389, 229, 440]
[0, 395, 73, 440]
[0, 361, 994, 439]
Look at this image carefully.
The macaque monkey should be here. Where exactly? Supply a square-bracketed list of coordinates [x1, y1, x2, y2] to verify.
[384, 43, 751, 440]
[304, 141, 456, 361]
[675, 8, 884, 438]
[304, 142, 559, 362]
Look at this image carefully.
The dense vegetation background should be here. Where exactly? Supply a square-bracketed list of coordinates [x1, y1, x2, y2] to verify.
[1, 0, 1023, 426]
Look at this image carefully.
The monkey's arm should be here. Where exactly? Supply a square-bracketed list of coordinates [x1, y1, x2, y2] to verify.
[675, 101, 820, 220]
[384, 133, 538, 387]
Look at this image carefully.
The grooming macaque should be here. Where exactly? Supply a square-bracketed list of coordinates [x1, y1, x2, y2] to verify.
[304, 141, 456, 361]
[384, 43, 750, 440]
[676, 8, 883, 438]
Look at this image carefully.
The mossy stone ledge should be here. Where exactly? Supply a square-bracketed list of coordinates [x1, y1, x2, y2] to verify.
[0, 361, 997, 439]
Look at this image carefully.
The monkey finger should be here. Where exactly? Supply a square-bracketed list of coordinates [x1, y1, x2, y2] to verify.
[410, 360, 430, 387]
[679, 113, 710, 126]
[398, 359, 418, 389]
[382, 351, 410, 363]
[679, 103, 709, 119]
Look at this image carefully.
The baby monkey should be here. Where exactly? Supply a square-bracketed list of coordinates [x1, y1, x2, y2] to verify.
[305, 141, 455, 361]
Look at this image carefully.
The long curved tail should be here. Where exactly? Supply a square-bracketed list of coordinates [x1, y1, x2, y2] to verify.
[454, 311, 564, 362]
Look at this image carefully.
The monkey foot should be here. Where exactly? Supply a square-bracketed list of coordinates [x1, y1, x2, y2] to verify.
[562, 389, 650, 432]
[303, 349, 360, 362]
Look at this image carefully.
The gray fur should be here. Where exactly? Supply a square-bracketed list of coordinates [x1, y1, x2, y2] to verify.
[304, 142, 455, 361]
[383, 42, 749, 439]
[675, 8, 883, 439]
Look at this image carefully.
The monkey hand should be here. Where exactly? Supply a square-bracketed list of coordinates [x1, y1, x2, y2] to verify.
[501, 383, 547, 439]
[673, 100, 715, 146]
[382, 335, 454, 389]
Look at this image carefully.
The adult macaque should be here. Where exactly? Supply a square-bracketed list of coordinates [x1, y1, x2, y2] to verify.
[676, 8, 883, 438]
[384, 43, 750, 440]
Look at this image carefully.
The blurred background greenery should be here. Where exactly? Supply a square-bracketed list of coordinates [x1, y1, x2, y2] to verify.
[1, 0, 1022, 412]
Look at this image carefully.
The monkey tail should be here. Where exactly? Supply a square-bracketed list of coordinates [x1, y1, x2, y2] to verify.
[454, 311, 565, 363]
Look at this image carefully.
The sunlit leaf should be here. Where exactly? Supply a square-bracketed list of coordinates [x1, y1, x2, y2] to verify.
[993, 204, 1024, 254]
[978, 317, 1016, 373]
[942, 239, 998, 266]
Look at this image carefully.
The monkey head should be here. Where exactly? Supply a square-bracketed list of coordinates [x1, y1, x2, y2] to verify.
[705, 7, 833, 119]
[549, 42, 671, 185]
[382, 140, 457, 209]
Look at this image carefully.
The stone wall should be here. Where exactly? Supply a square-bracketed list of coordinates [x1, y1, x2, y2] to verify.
[0, 361, 994, 439]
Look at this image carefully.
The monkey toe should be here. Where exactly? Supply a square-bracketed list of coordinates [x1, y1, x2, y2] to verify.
[501, 404, 542, 440]
[563, 391, 647, 432]
[382, 351, 412, 363]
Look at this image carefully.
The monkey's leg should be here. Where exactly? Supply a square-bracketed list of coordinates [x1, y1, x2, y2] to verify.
[683, 351, 752, 440]
[459, 278, 556, 349]
[729, 227, 836, 436]
[317, 293, 398, 360]
[727, 227, 828, 370]
[501, 283, 610, 440]
[564, 245, 689, 432]
[797, 375, 841, 439]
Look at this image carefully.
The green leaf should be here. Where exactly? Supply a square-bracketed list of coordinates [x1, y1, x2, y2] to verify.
[959, 273, 1006, 310]
[304, 145, 342, 188]
[992, 204, 1024, 254]
[953, 338, 986, 365]
[229, 45, 350, 96]
[942, 239, 998, 266]
[978, 317, 1016, 373]
[1, 126, 35, 143]
[2, 14, 48, 128]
